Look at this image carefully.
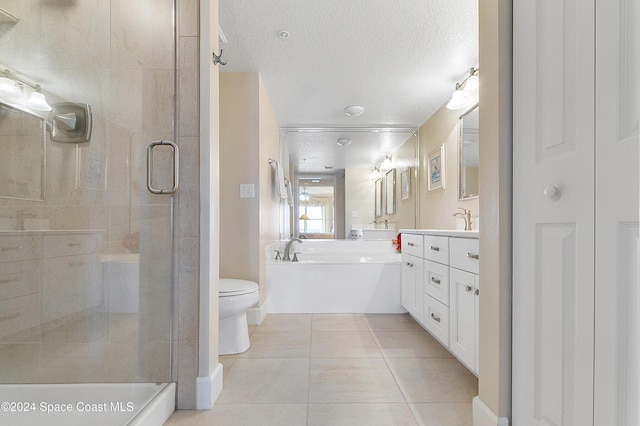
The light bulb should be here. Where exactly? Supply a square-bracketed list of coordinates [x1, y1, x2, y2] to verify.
[26, 91, 52, 111]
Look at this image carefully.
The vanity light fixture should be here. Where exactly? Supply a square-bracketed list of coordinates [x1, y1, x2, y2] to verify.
[344, 105, 364, 116]
[25, 87, 52, 111]
[380, 154, 392, 170]
[370, 167, 382, 179]
[0, 69, 52, 113]
[446, 67, 479, 110]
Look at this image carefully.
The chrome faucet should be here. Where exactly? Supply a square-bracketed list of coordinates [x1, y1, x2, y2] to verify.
[452, 207, 472, 231]
[283, 238, 302, 261]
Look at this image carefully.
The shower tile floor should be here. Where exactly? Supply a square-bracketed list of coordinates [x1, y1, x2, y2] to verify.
[165, 314, 477, 426]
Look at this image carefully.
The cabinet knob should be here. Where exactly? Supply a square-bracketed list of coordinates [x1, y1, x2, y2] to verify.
[544, 185, 561, 200]
[465, 285, 473, 292]
[474, 288, 480, 295]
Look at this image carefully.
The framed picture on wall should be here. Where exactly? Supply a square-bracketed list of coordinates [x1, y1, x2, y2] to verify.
[400, 167, 410, 200]
[427, 144, 445, 192]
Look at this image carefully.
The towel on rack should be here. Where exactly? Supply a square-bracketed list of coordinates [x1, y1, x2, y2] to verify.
[274, 161, 288, 199]
[285, 178, 294, 206]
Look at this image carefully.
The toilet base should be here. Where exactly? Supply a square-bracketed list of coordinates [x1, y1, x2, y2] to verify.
[219, 311, 251, 355]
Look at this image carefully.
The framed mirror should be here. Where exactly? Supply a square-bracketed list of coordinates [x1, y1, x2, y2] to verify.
[458, 105, 479, 200]
[374, 178, 383, 217]
[385, 168, 396, 215]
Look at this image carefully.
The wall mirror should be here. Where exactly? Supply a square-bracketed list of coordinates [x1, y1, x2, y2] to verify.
[458, 105, 479, 200]
[385, 168, 396, 215]
[0, 105, 46, 201]
[282, 128, 418, 238]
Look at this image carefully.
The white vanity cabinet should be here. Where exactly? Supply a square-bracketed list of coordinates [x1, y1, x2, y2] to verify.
[400, 230, 479, 375]
[401, 233, 424, 320]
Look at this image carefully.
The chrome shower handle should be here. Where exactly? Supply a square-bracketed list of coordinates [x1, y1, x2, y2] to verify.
[147, 140, 179, 194]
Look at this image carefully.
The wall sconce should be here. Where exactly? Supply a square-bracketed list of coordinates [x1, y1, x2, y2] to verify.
[446, 67, 479, 110]
[380, 154, 392, 170]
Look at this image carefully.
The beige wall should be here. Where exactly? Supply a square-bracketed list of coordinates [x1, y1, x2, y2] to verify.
[418, 105, 479, 229]
[478, 0, 512, 420]
[219, 72, 280, 305]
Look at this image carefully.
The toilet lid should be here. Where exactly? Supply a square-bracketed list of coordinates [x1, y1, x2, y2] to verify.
[219, 279, 259, 296]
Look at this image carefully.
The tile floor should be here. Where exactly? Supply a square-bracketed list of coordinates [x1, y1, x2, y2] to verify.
[165, 313, 477, 426]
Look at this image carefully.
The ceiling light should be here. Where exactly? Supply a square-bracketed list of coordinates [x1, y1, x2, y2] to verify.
[278, 30, 290, 40]
[323, 166, 333, 170]
[337, 138, 351, 146]
[344, 105, 364, 116]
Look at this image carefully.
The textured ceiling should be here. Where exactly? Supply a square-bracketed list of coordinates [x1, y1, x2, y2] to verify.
[219, 0, 478, 172]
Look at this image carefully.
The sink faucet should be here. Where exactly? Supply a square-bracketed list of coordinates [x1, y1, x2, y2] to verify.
[283, 238, 302, 261]
[452, 207, 472, 231]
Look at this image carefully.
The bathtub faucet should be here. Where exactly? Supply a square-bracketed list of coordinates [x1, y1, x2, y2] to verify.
[283, 238, 303, 261]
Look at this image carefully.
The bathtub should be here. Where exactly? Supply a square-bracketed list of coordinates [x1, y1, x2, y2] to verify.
[266, 240, 405, 313]
[0, 382, 175, 425]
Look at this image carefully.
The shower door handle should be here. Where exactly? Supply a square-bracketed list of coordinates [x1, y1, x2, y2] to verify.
[147, 140, 179, 194]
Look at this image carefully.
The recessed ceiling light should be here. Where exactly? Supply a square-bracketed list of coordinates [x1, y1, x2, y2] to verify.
[344, 105, 364, 116]
[337, 138, 351, 146]
[278, 30, 290, 40]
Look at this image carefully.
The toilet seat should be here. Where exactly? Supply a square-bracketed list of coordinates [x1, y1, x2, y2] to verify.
[219, 278, 259, 297]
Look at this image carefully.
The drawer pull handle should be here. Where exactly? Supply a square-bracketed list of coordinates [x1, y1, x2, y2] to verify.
[1, 246, 23, 252]
[431, 277, 441, 285]
[429, 246, 440, 251]
[431, 313, 441, 323]
[69, 242, 84, 247]
[407, 242, 415, 246]
[465, 285, 473, 292]
[0, 275, 21, 285]
[475, 289, 480, 295]
[0, 312, 20, 322]
[466, 252, 479, 260]
[406, 262, 414, 267]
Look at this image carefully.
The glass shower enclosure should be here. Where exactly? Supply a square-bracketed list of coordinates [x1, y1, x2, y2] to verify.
[0, 1, 176, 424]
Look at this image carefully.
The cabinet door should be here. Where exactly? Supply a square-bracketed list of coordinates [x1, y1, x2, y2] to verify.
[401, 253, 423, 321]
[449, 267, 476, 373]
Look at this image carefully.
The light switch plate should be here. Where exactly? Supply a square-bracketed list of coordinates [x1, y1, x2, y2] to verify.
[239, 184, 255, 198]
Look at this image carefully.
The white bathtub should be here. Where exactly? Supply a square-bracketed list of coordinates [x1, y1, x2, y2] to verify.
[266, 240, 405, 313]
[0, 382, 175, 426]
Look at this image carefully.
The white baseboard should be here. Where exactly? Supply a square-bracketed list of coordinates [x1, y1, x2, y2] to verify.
[473, 396, 509, 426]
[247, 299, 268, 325]
[195, 363, 223, 410]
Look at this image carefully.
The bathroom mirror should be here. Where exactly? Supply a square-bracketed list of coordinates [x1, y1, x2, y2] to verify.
[0, 105, 46, 201]
[282, 128, 418, 238]
[458, 105, 479, 200]
[385, 168, 396, 215]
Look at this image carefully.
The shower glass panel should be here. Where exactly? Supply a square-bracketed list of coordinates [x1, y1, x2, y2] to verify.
[0, 0, 175, 386]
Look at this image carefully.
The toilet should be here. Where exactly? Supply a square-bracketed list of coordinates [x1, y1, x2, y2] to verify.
[218, 278, 259, 355]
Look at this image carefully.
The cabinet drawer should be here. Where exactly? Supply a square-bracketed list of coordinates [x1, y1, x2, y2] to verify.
[424, 235, 449, 264]
[0, 294, 40, 340]
[424, 260, 449, 305]
[450, 237, 479, 274]
[423, 294, 449, 346]
[0, 260, 40, 301]
[0, 235, 40, 262]
[401, 233, 423, 257]
[43, 233, 102, 258]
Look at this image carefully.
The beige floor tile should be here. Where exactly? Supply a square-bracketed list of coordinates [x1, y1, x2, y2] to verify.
[410, 403, 472, 426]
[364, 314, 423, 332]
[309, 358, 404, 403]
[308, 403, 418, 426]
[219, 355, 236, 377]
[311, 314, 370, 331]
[373, 331, 453, 358]
[163, 409, 201, 425]
[236, 332, 311, 358]
[386, 358, 478, 403]
[191, 404, 308, 426]
[311, 331, 381, 358]
[253, 314, 312, 333]
[217, 358, 310, 404]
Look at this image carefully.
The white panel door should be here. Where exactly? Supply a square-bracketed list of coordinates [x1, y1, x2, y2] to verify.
[513, 0, 596, 424]
[594, 0, 640, 424]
